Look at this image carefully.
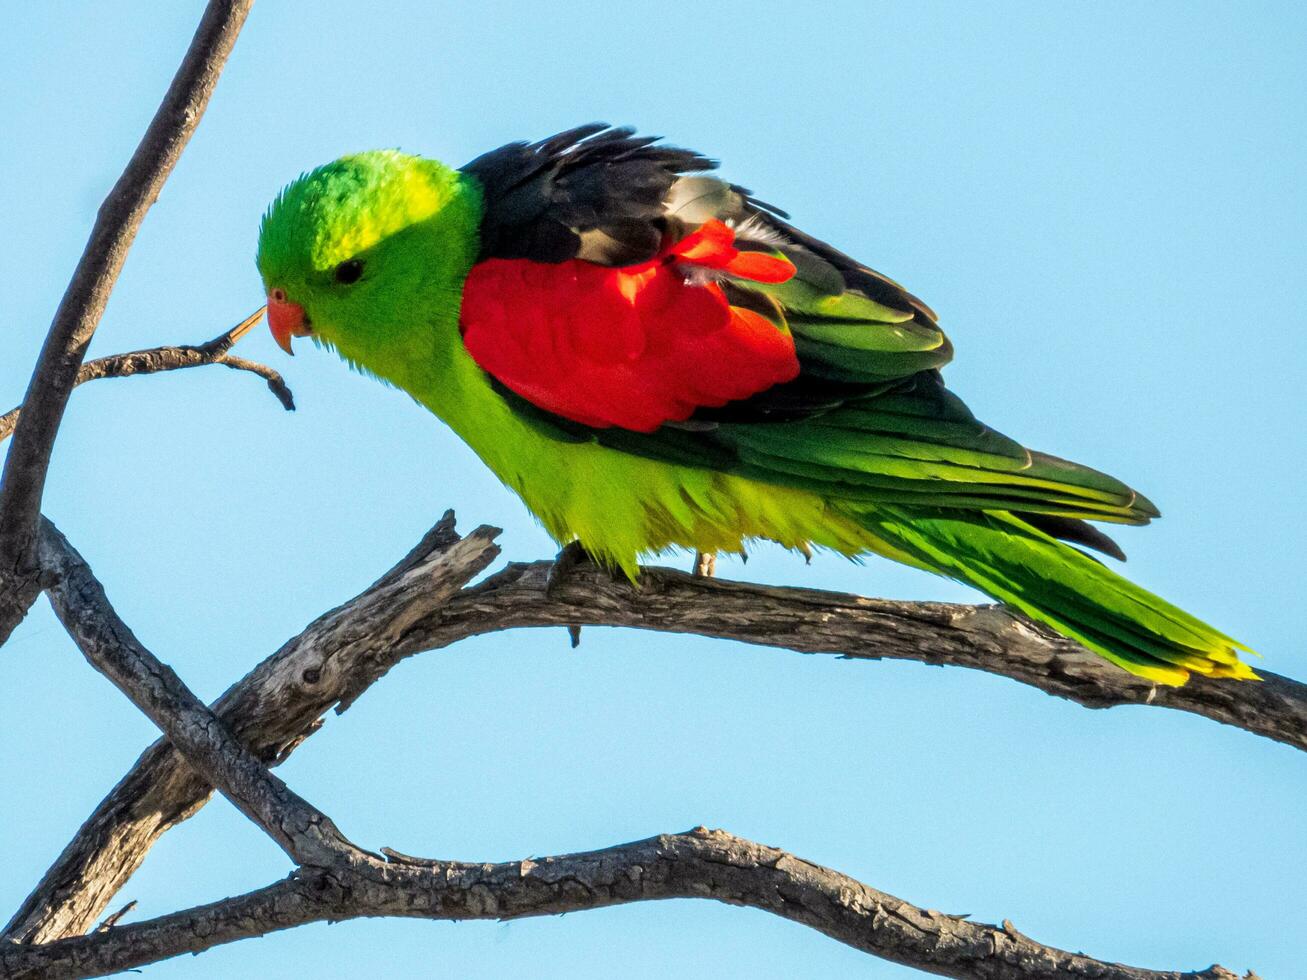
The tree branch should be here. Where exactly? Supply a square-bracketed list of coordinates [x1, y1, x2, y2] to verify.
[0, 309, 293, 443]
[8, 531, 1301, 948]
[0, 0, 253, 645]
[3, 514, 502, 944]
[0, 828, 1249, 980]
[35, 518, 354, 867]
[1, 4, 1281, 977]
[413, 561, 1307, 753]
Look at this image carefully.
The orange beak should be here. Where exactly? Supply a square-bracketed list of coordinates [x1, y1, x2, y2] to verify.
[267, 288, 310, 355]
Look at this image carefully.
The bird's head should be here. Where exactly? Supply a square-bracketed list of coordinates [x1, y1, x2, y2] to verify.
[256, 150, 481, 369]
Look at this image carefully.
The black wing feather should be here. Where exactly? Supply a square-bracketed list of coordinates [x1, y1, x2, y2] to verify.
[462, 123, 714, 265]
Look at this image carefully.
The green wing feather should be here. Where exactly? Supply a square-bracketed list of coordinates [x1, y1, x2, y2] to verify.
[702, 231, 1158, 526]
[499, 171, 1255, 684]
[856, 508, 1254, 685]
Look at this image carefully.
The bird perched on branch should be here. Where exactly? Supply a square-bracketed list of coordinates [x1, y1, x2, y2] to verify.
[257, 124, 1254, 686]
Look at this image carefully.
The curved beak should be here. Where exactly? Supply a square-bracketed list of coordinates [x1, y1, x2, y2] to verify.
[267, 291, 310, 355]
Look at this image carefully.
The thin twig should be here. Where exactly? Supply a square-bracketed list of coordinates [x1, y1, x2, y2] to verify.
[0, 828, 1249, 980]
[93, 900, 136, 934]
[0, 309, 293, 442]
[217, 356, 295, 410]
[0, 0, 254, 645]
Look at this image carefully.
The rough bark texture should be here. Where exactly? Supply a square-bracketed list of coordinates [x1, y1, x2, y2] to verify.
[0, 309, 292, 443]
[0, 0, 255, 645]
[36, 519, 352, 866]
[6, 534, 1300, 956]
[2, 4, 1281, 977]
[2, 515, 502, 945]
[0, 829, 1250, 980]
[417, 561, 1307, 752]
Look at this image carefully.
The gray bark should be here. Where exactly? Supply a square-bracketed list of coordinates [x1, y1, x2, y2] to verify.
[4, 518, 1289, 980]
[0, 829, 1251, 980]
[3, 514, 503, 944]
[0, 308, 293, 442]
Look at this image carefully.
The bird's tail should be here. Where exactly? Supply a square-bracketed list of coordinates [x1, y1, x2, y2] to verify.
[854, 506, 1256, 686]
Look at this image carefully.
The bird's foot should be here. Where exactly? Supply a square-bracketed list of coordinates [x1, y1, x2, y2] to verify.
[693, 551, 717, 577]
[546, 540, 595, 599]
[547, 541, 600, 649]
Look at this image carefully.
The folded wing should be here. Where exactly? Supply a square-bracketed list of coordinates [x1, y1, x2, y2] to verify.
[459, 125, 1157, 548]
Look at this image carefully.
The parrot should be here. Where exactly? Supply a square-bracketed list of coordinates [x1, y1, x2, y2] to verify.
[256, 123, 1255, 686]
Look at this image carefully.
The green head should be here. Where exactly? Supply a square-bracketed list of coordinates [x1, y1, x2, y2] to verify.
[256, 150, 482, 375]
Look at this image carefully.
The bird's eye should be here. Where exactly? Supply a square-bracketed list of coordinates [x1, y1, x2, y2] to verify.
[334, 259, 364, 284]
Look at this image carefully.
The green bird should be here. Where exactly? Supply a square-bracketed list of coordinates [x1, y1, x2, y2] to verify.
[256, 124, 1254, 686]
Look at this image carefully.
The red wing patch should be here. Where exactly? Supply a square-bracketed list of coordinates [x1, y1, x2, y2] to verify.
[460, 221, 799, 432]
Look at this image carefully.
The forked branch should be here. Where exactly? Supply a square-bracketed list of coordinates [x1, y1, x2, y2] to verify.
[0, 309, 293, 443]
[3, 513, 504, 945]
[53, 530, 1195, 980]
[0, 823, 1253, 980]
[4, 514, 1289, 980]
[0, 2, 1280, 977]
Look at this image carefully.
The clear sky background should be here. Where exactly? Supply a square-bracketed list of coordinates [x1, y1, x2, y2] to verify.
[2, 2, 1304, 977]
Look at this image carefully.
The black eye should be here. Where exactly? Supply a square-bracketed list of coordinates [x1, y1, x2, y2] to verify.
[334, 259, 364, 284]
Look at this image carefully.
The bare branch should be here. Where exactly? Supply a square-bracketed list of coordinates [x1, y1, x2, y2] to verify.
[414, 561, 1307, 752]
[3, 514, 502, 944]
[0, 0, 254, 644]
[0, 309, 293, 442]
[0, 828, 1249, 980]
[93, 901, 136, 934]
[7, 536, 1300, 947]
[1, 4, 1279, 976]
[8, 524, 1269, 974]
[35, 518, 355, 867]
[215, 356, 295, 411]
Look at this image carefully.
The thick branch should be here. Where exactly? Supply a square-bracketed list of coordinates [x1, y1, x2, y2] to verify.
[0, 828, 1247, 980]
[0, 309, 293, 443]
[8, 542, 1301, 947]
[3, 514, 502, 944]
[411, 562, 1307, 753]
[0, 0, 253, 644]
[36, 518, 354, 866]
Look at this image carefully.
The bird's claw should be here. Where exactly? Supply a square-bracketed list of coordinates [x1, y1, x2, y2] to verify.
[548, 541, 596, 648]
[546, 540, 594, 599]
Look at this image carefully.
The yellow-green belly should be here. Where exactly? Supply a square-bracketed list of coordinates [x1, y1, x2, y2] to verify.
[352, 324, 913, 579]
[498, 435, 880, 578]
[409, 340, 888, 577]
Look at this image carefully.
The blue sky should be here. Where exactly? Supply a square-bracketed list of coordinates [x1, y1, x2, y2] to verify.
[1, 2, 1304, 976]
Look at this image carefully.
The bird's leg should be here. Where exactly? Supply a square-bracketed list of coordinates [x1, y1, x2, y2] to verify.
[693, 551, 717, 577]
[546, 541, 639, 593]
[547, 540, 597, 649]
[546, 542, 643, 646]
[546, 540, 594, 598]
